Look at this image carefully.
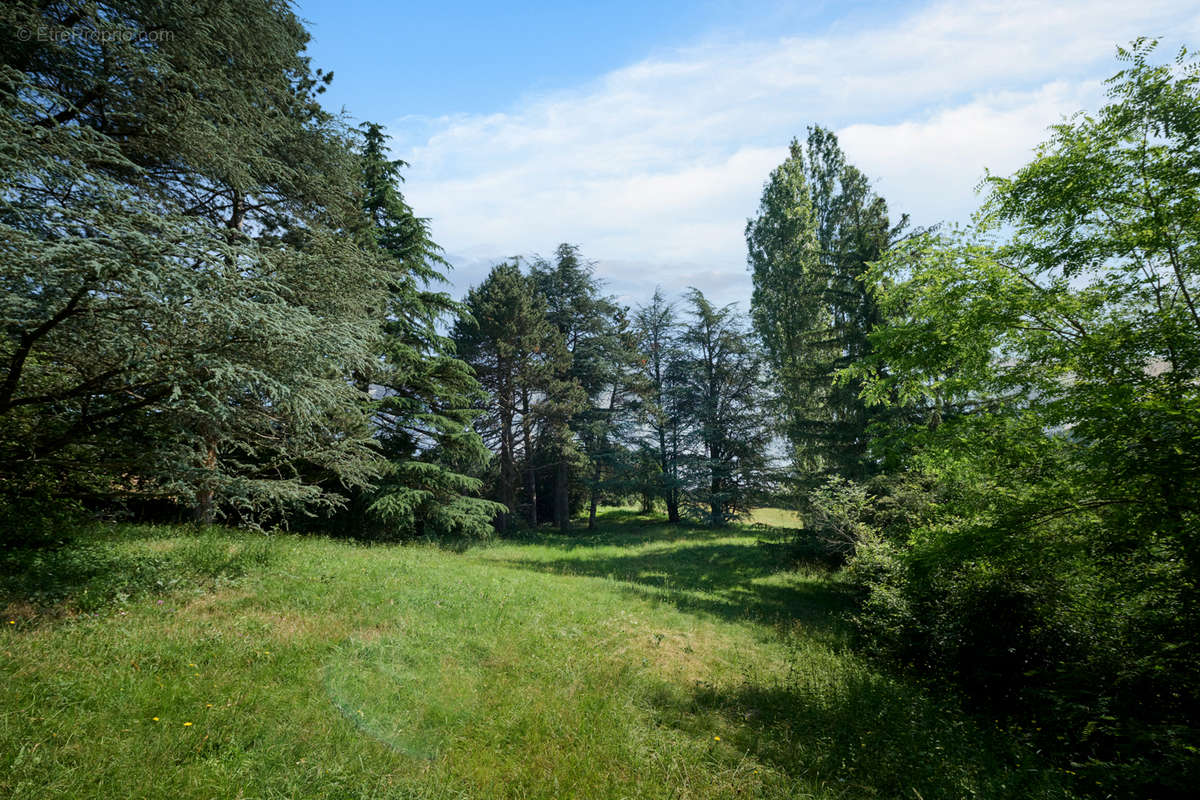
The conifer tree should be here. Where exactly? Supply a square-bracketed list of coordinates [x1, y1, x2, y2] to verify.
[355, 122, 503, 538]
[0, 0, 387, 525]
[453, 262, 570, 531]
[633, 289, 685, 523]
[529, 244, 617, 531]
[673, 290, 773, 526]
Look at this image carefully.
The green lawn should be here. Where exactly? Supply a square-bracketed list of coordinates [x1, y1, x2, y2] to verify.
[1, 510, 1075, 799]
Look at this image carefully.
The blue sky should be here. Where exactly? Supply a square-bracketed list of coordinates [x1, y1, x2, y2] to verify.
[297, 0, 1200, 307]
[298, 1, 896, 117]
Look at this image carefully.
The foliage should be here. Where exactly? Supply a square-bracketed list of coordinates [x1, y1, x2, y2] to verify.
[453, 261, 574, 531]
[633, 288, 686, 522]
[0, 1, 386, 526]
[354, 122, 502, 539]
[746, 127, 903, 489]
[843, 40, 1200, 799]
[671, 290, 775, 525]
[529, 244, 625, 530]
[805, 477, 873, 559]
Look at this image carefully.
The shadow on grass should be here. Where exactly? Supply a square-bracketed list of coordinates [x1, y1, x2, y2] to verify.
[0, 529, 271, 613]
[497, 511, 735, 550]
[493, 513, 857, 641]
[646, 665, 1069, 800]
[492, 515, 1071, 798]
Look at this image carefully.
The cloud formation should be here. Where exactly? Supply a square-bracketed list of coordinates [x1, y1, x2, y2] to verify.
[395, 0, 1200, 306]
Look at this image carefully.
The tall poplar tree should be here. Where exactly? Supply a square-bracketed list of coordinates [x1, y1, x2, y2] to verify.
[746, 127, 904, 487]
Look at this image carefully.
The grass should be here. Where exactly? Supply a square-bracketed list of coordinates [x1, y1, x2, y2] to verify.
[747, 507, 804, 530]
[0, 509, 1077, 799]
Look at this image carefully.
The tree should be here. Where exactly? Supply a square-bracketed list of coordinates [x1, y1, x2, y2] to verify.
[845, 40, 1200, 797]
[0, 0, 386, 527]
[673, 290, 774, 526]
[746, 127, 903, 488]
[575, 305, 646, 529]
[355, 122, 502, 538]
[529, 244, 618, 531]
[453, 262, 570, 532]
[633, 288, 685, 522]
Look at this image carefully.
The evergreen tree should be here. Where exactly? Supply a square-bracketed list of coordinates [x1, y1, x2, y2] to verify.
[529, 244, 617, 532]
[453, 262, 569, 532]
[355, 122, 502, 538]
[746, 127, 904, 488]
[673, 290, 773, 526]
[0, 0, 386, 526]
[576, 305, 647, 529]
[633, 288, 685, 523]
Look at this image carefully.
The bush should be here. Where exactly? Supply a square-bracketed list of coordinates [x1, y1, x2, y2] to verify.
[805, 477, 873, 559]
[840, 466, 1200, 799]
[0, 488, 84, 551]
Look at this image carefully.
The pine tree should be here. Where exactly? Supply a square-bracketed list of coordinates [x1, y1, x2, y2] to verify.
[453, 262, 570, 532]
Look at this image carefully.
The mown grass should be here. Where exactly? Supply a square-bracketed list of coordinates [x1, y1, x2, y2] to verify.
[1, 510, 1077, 799]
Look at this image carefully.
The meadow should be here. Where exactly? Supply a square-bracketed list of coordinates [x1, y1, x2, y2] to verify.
[1, 510, 1075, 799]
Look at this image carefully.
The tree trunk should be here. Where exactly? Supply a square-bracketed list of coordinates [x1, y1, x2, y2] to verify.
[193, 440, 218, 525]
[520, 391, 537, 527]
[659, 427, 680, 523]
[555, 455, 569, 533]
[588, 464, 599, 530]
[665, 430, 681, 523]
[497, 375, 516, 532]
[709, 443, 723, 527]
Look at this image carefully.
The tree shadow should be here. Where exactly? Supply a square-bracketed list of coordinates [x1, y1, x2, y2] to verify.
[645, 664, 1068, 799]
[496, 512, 737, 550]
[492, 516, 857, 644]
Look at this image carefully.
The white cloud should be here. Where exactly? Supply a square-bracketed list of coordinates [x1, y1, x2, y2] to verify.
[395, 0, 1200, 306]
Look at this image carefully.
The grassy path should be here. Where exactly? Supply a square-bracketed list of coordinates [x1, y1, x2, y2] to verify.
[1, 511, 1074, 799]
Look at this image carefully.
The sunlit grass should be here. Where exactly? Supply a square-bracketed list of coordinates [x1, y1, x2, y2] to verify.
[1, 511, 1076, 799]
[747, 507, 804, 529]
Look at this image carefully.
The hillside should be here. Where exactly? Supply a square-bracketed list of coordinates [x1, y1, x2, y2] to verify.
[1, 511, 1073, 799]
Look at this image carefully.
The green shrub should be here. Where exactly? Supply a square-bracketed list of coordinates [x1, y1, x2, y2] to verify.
[0, 488, 84, 551]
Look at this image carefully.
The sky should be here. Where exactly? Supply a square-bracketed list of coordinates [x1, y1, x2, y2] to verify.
[296, 0, 1200, 308]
